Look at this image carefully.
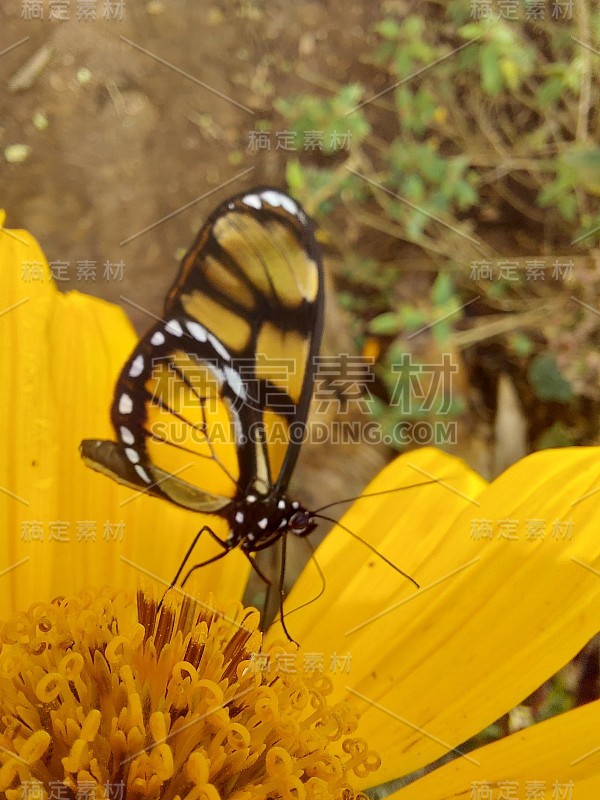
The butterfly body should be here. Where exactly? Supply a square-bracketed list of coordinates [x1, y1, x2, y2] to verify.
[224, 494, 316, 554]
[81, 186, 323, 571]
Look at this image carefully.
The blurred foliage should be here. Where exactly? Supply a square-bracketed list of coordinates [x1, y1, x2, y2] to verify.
[527, 353, 573, 402]
[368, 272, 462, 342]
[273, 0, 600, 451]
[280, 4, 600, 251]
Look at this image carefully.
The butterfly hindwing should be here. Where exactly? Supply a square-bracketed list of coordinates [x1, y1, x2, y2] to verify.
[79, 440, 231, 513]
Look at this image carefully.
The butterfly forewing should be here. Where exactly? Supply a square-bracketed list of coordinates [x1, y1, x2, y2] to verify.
[164, 188, 324, 492]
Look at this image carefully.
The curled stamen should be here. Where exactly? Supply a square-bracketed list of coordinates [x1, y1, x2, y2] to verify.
[0, 587, 380, 800]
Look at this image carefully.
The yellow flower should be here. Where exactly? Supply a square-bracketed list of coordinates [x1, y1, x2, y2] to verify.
[1, 217, 600, 798]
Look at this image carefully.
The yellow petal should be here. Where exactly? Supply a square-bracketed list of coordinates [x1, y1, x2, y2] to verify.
[0, 222, 249, 613]
[274, 446, 485, 645]
[273, 447, 600, 786]
[393, 698, 600, 799]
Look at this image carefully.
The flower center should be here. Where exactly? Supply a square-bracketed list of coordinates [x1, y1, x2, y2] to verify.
[0, 587, 380, 800]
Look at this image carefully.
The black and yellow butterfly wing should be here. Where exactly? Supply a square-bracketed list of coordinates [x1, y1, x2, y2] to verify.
[81, 187, 323, 517]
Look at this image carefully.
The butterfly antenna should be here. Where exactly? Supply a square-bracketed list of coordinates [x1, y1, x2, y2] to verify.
[312, 478, 440, 515]
[313, 512, 419, 589]
[278, 535, 327, 622]
[277, 534, 299, 646]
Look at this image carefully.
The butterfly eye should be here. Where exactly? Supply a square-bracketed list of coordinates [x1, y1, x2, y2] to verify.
[289, 510, 315, 537]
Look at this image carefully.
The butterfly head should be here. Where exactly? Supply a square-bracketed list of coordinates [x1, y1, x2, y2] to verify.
[287, 509, 317, 538]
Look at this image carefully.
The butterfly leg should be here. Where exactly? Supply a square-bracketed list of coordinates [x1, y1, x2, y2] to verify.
[245, 541, 298, 646]
[244, 552, 272, 588]
[171, 525, 228, 587]
[243, 552, 274, 631]
[158, 525, 230, 609]
[277, 535, 298, 646]
[159, 547, 231, 612]
[180, 548, 229, 588]
[243, 553, 282, 637]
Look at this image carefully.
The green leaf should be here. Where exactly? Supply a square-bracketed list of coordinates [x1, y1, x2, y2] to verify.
[508, 332, 534, 357]
[536, 422, 577, 450]
[376, 18, 401, 39]
[400, 306, 427, 329]
[432, 320, 452, 346]
[403, 173, 425, 202]
[454, 180, 478, 209]
[561, 148, 600, 195]
[431, 272, 454, 307]
[285, 160, 305, 193]
[368, 312, 403, 335]
[480, 45, 503, 95]
[527, 354, 573, 403]
[538, 76, 565, 107]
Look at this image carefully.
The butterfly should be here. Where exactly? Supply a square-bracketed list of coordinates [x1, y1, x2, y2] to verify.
[80, 187, 325, 636]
